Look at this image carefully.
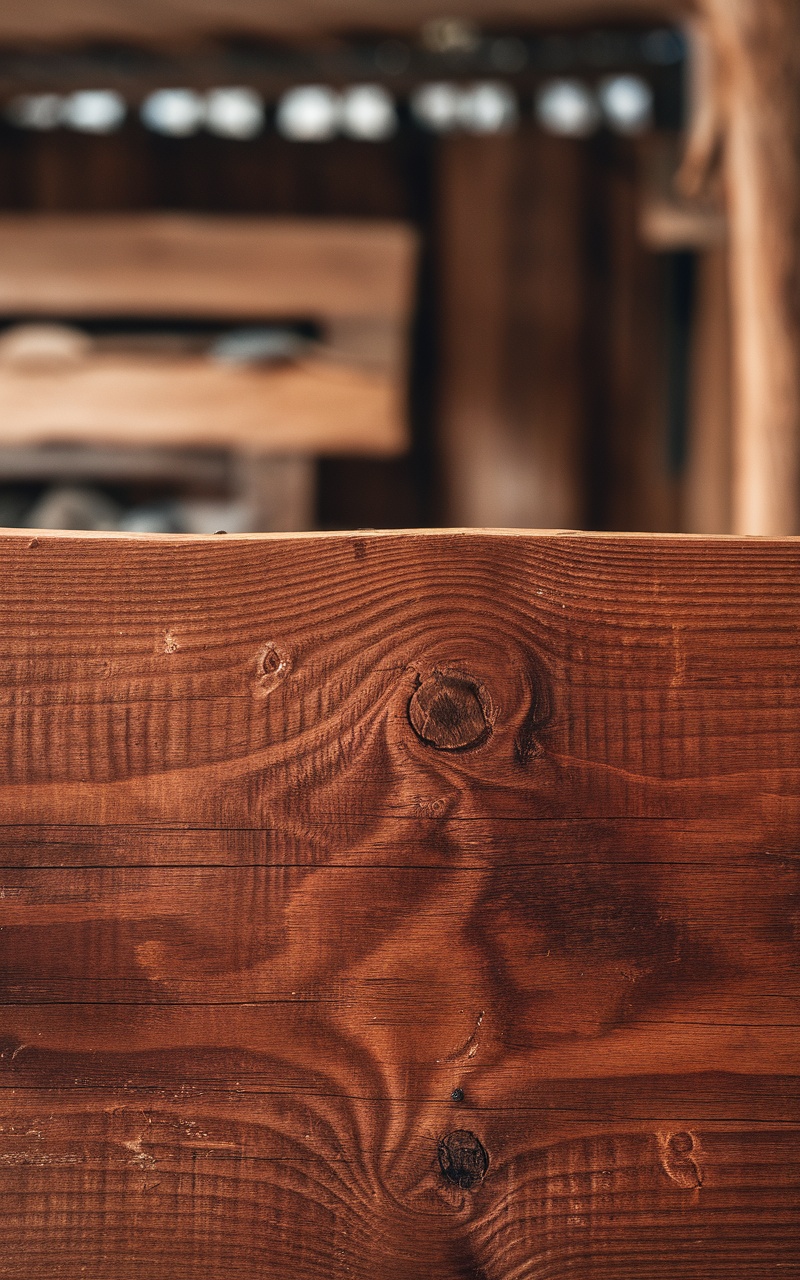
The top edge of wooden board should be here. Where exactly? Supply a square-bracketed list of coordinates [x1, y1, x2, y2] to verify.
[3, 527, 800, 543]
[0, 215, 418, 320]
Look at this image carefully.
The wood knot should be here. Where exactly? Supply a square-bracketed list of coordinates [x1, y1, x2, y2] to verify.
[660, 1130, 703, 1189]
[438, 1129, 489, 1189]
[257, 642, 291, 694]
[409, 669, 491, 751]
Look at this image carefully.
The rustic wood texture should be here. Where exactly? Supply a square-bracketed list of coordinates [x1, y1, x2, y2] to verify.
[0, 216, 417, 321]
[0, 529, 798, 1278]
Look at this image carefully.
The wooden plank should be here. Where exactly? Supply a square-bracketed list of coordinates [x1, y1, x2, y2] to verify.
[0, 216, 417, 321]
[682, 247, 732, 533]
[0, 355, 406, 454]
[600, 147, 677, 532]
[0, 530, 798, 1278]
[437, 130, 586, 529]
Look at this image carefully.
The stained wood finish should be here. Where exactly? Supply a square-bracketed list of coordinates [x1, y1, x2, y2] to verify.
[1, 530, 799, 1279]
[0, 354, 406, 455]
[0, 216, 416, 320]
[438, 131, 586, 529]
[696, 0, 800, 534]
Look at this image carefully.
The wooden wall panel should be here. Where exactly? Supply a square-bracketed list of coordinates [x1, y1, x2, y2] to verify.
[599, 145, 677, 532]
[438, 131, 586, 529]
[0, 530, 798, 1278]
[682, 247, 732, 533]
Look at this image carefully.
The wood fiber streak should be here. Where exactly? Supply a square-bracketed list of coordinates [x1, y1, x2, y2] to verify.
[0, 531, 798, 1278]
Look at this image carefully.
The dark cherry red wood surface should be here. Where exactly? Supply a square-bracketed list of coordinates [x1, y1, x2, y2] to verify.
[0, 530, 798, 1278]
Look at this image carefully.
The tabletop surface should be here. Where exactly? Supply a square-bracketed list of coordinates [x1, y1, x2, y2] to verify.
[1, 529, 798, 1279]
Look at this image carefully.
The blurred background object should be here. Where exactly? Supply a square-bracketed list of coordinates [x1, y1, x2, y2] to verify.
[0, 0, 794, 534]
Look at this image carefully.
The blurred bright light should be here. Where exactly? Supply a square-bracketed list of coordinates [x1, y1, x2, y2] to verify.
[63, 90, 126, 134]
[5, 93, 64, 130]
[276, 86, 340, 141]
[458, 81, 517, 133]
[535, 79, 600, 138]
[410, 82, 461, 132]
[205, 87, 264, 139]
[340, 84, 397, 140]
[599, 75, 653, 135]
[141, 89, 206, 137]
[420, 17, 480, 55]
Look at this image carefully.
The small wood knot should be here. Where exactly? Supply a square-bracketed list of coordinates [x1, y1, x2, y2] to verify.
[450, 1087, 464, 1103]
[257, 642, 291, 693]
[262, 644, 286, 676]
[409, 670, 491, 751]
[668, 1132, 694, 1158]
[660, 1130, 703, 1189]
[438, 1129, 488, 1189]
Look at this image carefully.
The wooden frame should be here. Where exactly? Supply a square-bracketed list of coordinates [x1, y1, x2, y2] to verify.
[1, 529, 798, 1276]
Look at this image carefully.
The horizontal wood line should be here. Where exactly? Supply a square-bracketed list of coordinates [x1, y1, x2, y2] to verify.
[0, 1097, 797, 1126]
[0, 817, 794, 829]
[2, 1003, 799, 1023]
[2, 860, 792, 871]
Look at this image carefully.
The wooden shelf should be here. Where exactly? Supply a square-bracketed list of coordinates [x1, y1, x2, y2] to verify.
[0, 215, 417, 321]
[0, 353, 407, 455]
[0, 215, 415, 457]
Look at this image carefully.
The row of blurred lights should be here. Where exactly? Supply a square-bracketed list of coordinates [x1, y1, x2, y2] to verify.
[4, 75, 655, 142]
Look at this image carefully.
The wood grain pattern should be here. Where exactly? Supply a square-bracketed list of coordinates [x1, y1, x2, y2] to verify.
[0, 530, 798, 1279]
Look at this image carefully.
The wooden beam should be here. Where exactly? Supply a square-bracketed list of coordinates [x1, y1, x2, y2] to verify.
[0, 216, 417, 321]
[695, 0, 800, 534]
[0, 529, 797, 1276]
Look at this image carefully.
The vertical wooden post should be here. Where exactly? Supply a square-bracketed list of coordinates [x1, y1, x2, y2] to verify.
[700, 0, 800, 534]
[437, 130, 586, 530]
[682, 246, 732, 534]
